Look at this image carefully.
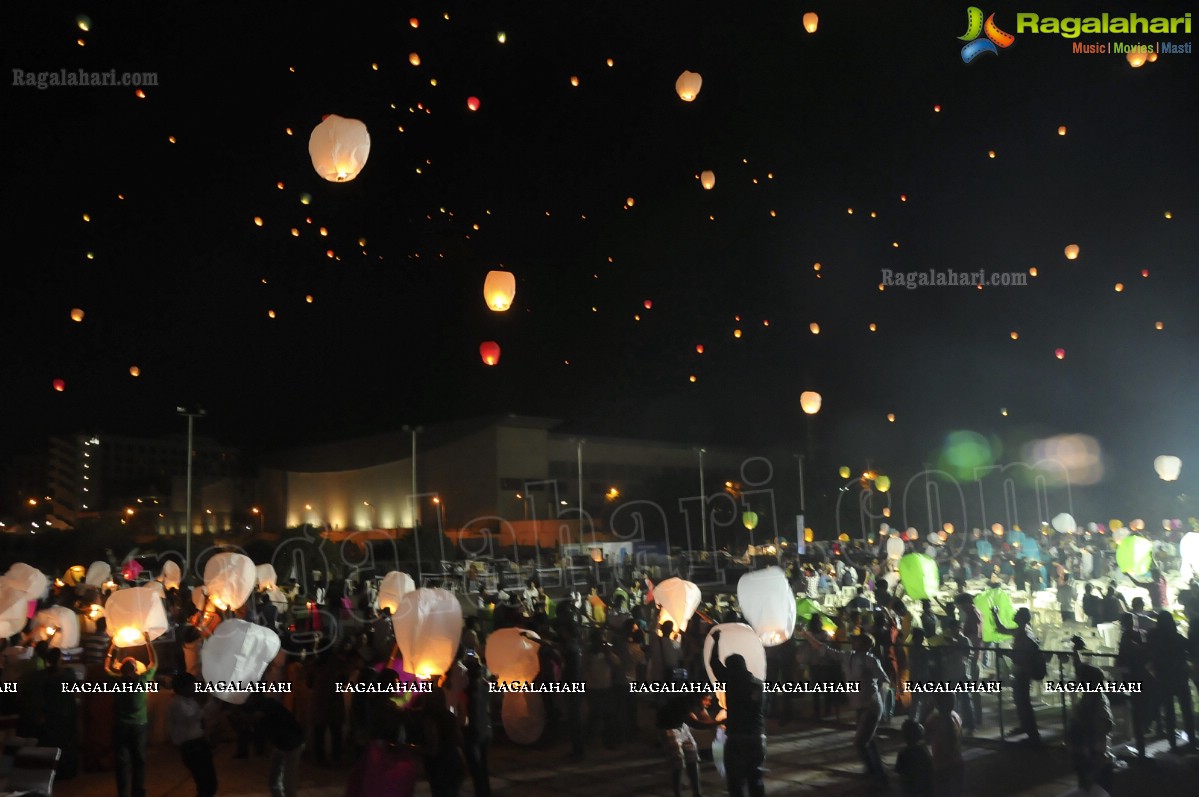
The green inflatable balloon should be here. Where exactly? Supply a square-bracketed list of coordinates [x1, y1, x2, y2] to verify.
[899, 553, 939, 600]
[975, 588, 1016, 643]
[1116, 534, 1153, 575]
[795, 597, 836, 634]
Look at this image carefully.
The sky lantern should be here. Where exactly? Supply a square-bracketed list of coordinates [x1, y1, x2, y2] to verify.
[33, 606, 79, 649]
[737, 567, 796, 646]
[1147, 51, 1158, 63]
[52, 378, 65, 392]
[1127, 50, 1148, 67]
[1051, 513, 1076, 533]
[704, 623, 767, 712]
[675, 70, 702, 101]
[308, 114, 371, 182]
[1058, 125, 1067, 136]
[1055, 348, 1066, 360]
[933, 104, 941, 112]
[129, 366, 140, 377]
[625, 196, 635, 207]
[695, 344, 704, 354]
[105, 587, 170, 647]
[1155, 321, 1164, 330]
[486, 628, 542, 682]
[1155, 455, 1182, 481]
[1064, 244, 1079, 260]
[733, 329, 742, 338]
[409, 17, 419, 28]
[570, 75, 579, 87]
[799, 391, 822, 415]
[839, 466, 851, 479]
[467, 96, 481, 111]
[480, 341, 501, 366]
[392, 588, 464, 678]
[376, 571, 416, 613]
[700, 170, 715, 190]
[655, 577, 702, 634]
[886, 413, 896, 423]
[875, 475, 891, 493]
[497, 31, 507, 43]
[809, 322, 820, 335]
[643, 299, 653, 309]
[70, 308, 84, 322]
[742, 511, 759, 531]
[201, 620, 281, 704]
[483, 270, 516, 311]
[803, 12, 819, 33]
[1114, 283, 1124, 292]
[1116, 534, 1152, 574]
[1010, 331, 1019, 340]
[409, 53, 421, 66]
[202, 552, 256, 611]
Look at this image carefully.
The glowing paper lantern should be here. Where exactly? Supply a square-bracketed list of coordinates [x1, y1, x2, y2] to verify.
[975, 588, 1015, 643]
[376, 571, 416, 614]
[33, 606, 79, 649]
[800, 391, 822, 415]
[85, 561, 111, 587]
[1116, 535, 1152, 575]
[200, 619, 282, 704]
[809, 322, 820, 335]
[158, 561, 181, 590]
[479, 341, 501, 366]
[655, 577, 702, 633]
[1064, 244, 1080, 260]
[484, 270, 516, 311]
[104, 587, 170, 646]
[308, 114, 371, 182]
[408, 53, 421, 66]
[1058, 126, 1067, 136]
[804, 527, 814, 543]
[1051, 513, 1075, 533]
[875, 475, 891, 493]
[467, 96, 481, 111]
[1155, 455, 1182, 481]
[501, 691, 544, 745]
[53, 378, 65, 392]
[1055, 348, 1066, 360]
[803, 12, 819, 33]
[700, 170, 716, 190]
[202, 552, 256, 610]
[63, 565, 86, 587]
[1, 563, 48, 600]
[1127, 50, 1148, 67]
[703, 623, 766, 710]
[886, 537, 905, 559]
[737, 567, 796, 646]
[1179, 532, 1199, 580]
[898, 553, 939, 600]
[839, 466, 851, 479]
[485, 627, 542, 682]
[742, 511, 759, 531]
[255, 564, 277, 591]
[392, 588, 464, 678]
[70, 308, 84, 322]
[675, 71, 702, 101]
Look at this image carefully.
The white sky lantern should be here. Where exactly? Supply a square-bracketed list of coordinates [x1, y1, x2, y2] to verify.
[1064, 243, 1080, 260]
[392, 588, 463, 679]
[1, 563, 48, 601]
[104, 586, 170, 647]
[33, 606, 79, 649]
[675, 70, 702, 101]
[737, 567, 796, 646]
[1155, 455, 1182, 481]
[655, 577, 702, 634]
[308, 114, 371, 182]
[1179, 532, 1199, 580]
[0, 585, 27, 639]
[85, 561, 111, 587]
[159, 560, 181, 590]
[501, 691, 545, 745]
[703, 623, 767, 712]
[1051, 513, 1075, 533]
[803, 12, 819, 33]
[485, 627, 542, 682]
[700, 170, 716, 190]
[800, 391, 822, 415]
[255, 563, 278, 591]
[376, 571, 416, 613]
[484, 270, 516, 311]
[200, 619, 281, 704]
[886, 536, 905, 559]
[203, 552, 256, 611]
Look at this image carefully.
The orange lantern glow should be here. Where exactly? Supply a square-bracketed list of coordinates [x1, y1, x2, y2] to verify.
[480, 341, 501, 366]
[70, 308, 84, 322]
[700, 170, 716, 190]
[675, 71, 702, 101]
[643, 299, 653, 310]
[1055, 348, 1066, 360]
[696, 344, 704, 354]
[467, 96, 481, 111]
[1064, 244, 1080, 260]
[803, 12, 819, 33]
[1127, 50, 1148, 67]
[886, 413, 896, 423]
[809, 322, 820, 335]
[53, 378, 65, 392]
[308, 114, 371, 182]
[409, 53, 421, 66]
[1058, 125, 1067, 136]
[129, 366, 140, 377]
[799, 391, 822, 415]
[483, 270, 516, 311]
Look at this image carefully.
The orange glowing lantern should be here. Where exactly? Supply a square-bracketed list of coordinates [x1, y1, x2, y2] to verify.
[309, 114, 371, 182]
[1055, 348, 1065, 360]
[803, 12, 819, 33]
[409, 53, 421, 66]
[809, 322, 820, 335]
[53, 378, 65, 392]
[483, 270, 516, 311]
[643, 299, 653, 309]
[129, 366, 140, 377]
[700, 170, 716, 190]
[1058, 126, 1067, 136]
[1064, 244, 1080, 260]
[799, 391, 822, 415]
[480, 341, 501, 366]
[1127, 50, 1148, 67]
[467, 96, 481, 111]
[675, 71, 702, 101]
[70, 308, 84, 322]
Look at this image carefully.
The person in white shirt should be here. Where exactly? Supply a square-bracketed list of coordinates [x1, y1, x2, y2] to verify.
[168, 674, 216, 797]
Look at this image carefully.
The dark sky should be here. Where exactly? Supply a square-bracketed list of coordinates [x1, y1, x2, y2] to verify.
[3, 1, 1197, 507]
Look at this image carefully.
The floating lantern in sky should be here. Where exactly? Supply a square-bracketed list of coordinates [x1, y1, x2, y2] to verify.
[1029, 267, 1038, 277]
[484, 270, 516, 311]
[1000, 407, 1008, 416]
[1155, 321, 1164, 330]
[696, 344, 704, 354]
[643, 299, 653, 309]
[70, 308, 84, 322]
[733, 329, 742, 338]
[1127, 50, 1148, 67]
[202, 620, 281, 704]
[129, 366, 140, 377]
[688, 375, 697, 383]
[409, 53, 421, 66]
[675, 70, 702, 101]
[1051, 513, 1076, 533]
[1010, 331, 1019, 340]
[376, 571, 416, 614]
[625, 196, 635, 207]
[76, 15, 91, 31]
[875, 475, 891, 493]
[203, 553, 256, 611]
[1114, 283, 1124, 292]
[467, 96, 481, 111]
[899, 553, 939, 600]
[253, 216, 263, 227]
[809, 322, 820, 335]
[886, 413, 896, 423]
[570, 75, 579, 87]
[1055, 348, 1066, 360]
[868, 322, 877, 332]
[308, 114, 371, 182]
[839, 466, 851, 479]
[738, 567, 796, 646]
[988, 150, 996, 158]
[742, 511, 759, 531]
[497, 31, 507, 43]
[700, 170, 716, 190]
[52, 378, 65, 392]
[1164, 211, 1172, 219]
[1155, 455, 1182, 481]
[1064, 244, 1079, 260]
[480, 341, 501, 366]
[799, 391, 822, 415]
[1058, 125, 1067, 136]
[606, 57, 614, 67]
[1148, 51, 1158, 63]
[803, 12, 819, 33]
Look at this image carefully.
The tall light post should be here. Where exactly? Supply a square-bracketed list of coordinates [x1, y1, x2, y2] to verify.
[251, 506, 264, 533]
[695, 447, 708, 550]
[402, 425, 423, 528]
[571, 438, 587, 543]
[177, 406, 205, 582]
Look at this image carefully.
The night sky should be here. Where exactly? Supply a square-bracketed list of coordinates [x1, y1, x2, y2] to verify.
[4, 2, 1197, 511]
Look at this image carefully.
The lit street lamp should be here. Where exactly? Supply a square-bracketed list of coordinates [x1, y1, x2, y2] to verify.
[251, 506, 264, 533]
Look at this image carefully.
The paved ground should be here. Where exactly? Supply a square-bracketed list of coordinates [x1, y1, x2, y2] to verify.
[54, 694, 1199, 797]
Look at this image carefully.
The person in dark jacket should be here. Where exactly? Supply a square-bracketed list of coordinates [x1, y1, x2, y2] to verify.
[709, 629, 765, 797]
[460, 653, 492, 797]
[1081, 584, 1101, 627]
[240, 696, 304, 797]
[1148, 612, 1196, 750]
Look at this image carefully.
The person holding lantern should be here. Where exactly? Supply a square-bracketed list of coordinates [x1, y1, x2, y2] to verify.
[708, 628, 766, 797]
[104, 631, 157, 797]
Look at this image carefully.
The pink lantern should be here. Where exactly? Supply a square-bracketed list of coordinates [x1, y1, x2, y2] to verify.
[467, 96, 481, 111]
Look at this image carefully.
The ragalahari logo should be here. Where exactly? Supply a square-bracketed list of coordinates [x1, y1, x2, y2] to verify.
[960, 7, 1016, 63]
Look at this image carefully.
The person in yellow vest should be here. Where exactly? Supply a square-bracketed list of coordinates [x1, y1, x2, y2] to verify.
[587, 585, 607, 626]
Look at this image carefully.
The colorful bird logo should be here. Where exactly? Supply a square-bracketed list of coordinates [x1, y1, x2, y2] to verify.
[959, 7, 1015, 63]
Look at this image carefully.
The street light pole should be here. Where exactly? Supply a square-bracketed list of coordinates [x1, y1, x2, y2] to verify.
[403, 425, 423, 528]
[177, 407, 205, 583]
[696, 447, 708, 550]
